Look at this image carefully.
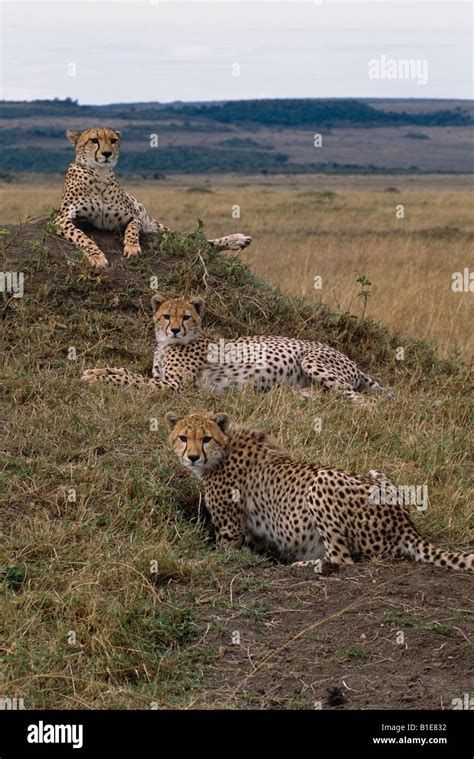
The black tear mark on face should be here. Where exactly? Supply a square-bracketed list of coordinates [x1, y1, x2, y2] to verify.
[90, 137, 100, 160]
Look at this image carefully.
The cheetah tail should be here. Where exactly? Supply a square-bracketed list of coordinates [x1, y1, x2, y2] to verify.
[397, 531, 474, 572]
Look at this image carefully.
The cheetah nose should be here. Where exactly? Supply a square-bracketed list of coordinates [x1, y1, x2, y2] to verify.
[102, 151, 112, 158]
[171, 327, 180, 335]
[187, 454, 200, 464]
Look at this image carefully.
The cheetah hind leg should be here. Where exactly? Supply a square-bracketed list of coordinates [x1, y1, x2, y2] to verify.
[365, 469, 398, 507]
[143, 217, 169, 235]
[296, 385, 317, 402]
[299, 352, 370, 405]
[366, 470, 397, 488]
[357, 372, 396, 401]
[127, 195, 170, 236]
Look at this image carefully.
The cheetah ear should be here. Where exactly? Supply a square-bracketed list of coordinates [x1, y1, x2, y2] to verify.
[114, 130, 122, 139]
[66, 130, 81, 146]
[165, 412, 182, 431]
[151, 293, 165, 313]
[189, 296, 204, 315]
[212, 413, 230, 433]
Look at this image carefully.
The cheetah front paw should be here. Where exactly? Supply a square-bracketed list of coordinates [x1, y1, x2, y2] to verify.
[208, 233, 252, 252]
[123, 242, 142, 259]
[87, 250, 109, 270]
[291, 559, 323, 569]
[291, 559, 338, 575]
[81, 367, 127, 383]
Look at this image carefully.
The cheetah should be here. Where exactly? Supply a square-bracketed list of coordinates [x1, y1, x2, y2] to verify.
[55, 127, 252, 270]
[81, 293, 394, 404]
[166, 411, 474, 573]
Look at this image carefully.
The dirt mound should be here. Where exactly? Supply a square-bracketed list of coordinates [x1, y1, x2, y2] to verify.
[0, 218, 171, 294]
[0, 218, 451, 378]
[193, 561, 474, 709]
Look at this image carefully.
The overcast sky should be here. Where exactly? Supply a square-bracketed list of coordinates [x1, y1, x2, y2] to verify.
[1, 0, 472, 103]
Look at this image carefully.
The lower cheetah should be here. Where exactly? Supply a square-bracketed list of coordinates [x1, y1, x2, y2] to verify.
[166, 411, 473, 572]
[55, 127, 251, 270]
[82, 294, 393, 404]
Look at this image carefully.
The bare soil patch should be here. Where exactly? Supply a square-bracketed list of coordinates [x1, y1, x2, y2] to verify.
[192, 561, 473, 710]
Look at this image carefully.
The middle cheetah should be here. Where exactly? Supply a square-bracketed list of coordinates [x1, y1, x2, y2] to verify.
[82, 293, 394, 404]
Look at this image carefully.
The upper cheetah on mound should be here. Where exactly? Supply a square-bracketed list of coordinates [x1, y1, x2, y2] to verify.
[55, 127, 251, 270]
[166, 411, 473, 573]
[82, 293, 394, 405]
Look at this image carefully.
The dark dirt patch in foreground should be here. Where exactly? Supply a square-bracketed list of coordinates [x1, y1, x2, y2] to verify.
[191, 561, 473, 709]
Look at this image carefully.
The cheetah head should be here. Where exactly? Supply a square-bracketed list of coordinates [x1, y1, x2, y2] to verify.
[66, 127, 121, 169]
[151, 294, 204, 346]
[165, 411, 230, 477]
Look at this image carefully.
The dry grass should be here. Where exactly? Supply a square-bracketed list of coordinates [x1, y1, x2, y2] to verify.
[1, 177, 472, 357]
[1, 177, 473, 710]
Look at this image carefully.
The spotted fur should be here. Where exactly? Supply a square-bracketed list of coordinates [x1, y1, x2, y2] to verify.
[82, 294, 393, 404]
[55, 127, 252, 269]
[166, 411, 473, 572]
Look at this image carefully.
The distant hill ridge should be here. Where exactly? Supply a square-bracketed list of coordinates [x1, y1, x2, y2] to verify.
[0, 98, 472, 175]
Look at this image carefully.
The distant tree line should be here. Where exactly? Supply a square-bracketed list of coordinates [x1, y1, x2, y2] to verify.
[0, 146, 455, 176]
[0, 146, 289, 173]
[0, 97, 471, 126]
[185, 99, 472, 127]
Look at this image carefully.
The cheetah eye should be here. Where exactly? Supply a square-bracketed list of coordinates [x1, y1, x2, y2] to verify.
[162, 314, 170, 320]
[110, 139, 118, 144]
[182, 315, 191, 321]
[90, 138, 99, 144]
[179, 435, 187, 443]
[202, 436, 212, 444]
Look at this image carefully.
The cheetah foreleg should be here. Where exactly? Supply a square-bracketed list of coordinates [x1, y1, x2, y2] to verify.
[299, 352, 372, 405]
[123, 218, 142, 258]
[81, 367, 178, 390]
[55, 212, 109, 270]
